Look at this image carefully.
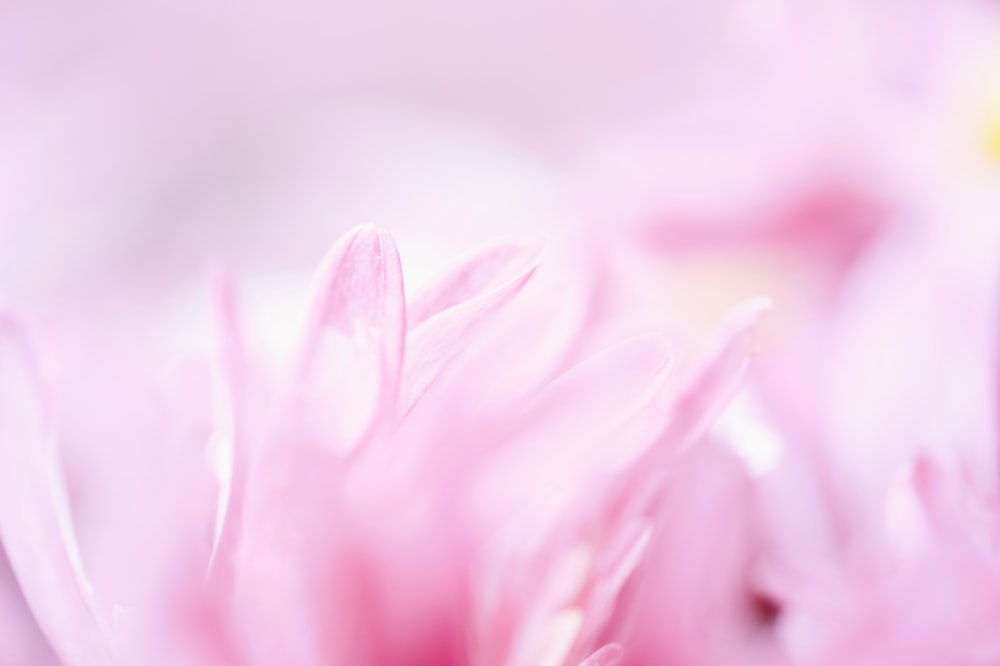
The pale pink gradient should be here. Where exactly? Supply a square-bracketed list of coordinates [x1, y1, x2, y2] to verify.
[1, 1, 1000, 664]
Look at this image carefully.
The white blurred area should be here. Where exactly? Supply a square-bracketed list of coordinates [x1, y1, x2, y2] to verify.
[1, 0, 999, 325]
[0, 0, 694, 306]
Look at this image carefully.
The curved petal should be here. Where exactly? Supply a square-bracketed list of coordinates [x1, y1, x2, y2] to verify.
[0, 318, 116, 665]
[580, 643, 623, 666]
[401, 249, 539, 413]
[661, 296, 772, 454]
[407, 243, 541, 326]
[473, 335, 675, 530]
[207, 274, 249, 590]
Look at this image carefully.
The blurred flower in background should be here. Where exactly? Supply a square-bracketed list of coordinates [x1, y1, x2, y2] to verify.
[1, 0, 999, 664]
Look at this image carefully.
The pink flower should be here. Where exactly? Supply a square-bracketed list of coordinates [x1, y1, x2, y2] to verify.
[0, 225, 767, 665]
[707, 211, 1000, 664]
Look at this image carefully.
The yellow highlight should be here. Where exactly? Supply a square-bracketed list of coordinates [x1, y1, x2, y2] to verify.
[962, 41, 1000, 164]
[988, 108, 1000, 161]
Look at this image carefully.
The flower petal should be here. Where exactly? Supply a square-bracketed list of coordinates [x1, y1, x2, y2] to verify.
[297, 225, 406, 452]
[580, 643, 623, 666]
[400, 249, 539, 413]
[0, 318, 116, 665]
[407, 243, 541, 326]
[206, 274, 250, 590]
[473, 335, 675, 532]
[662, 296, 772, 454]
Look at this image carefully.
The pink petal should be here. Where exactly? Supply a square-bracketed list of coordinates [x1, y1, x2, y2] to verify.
[580, 643, 623, 666]
[660, 296, 772, 454]
[297, 224, 406, 452]
[472, 335, 674, 530]
[468, 337, 674, 664]
[407, 243, 542, 327]
[206, 274, 250, 590]
[401, 248, 539, 413]
[0, 546, 55, 664]
[619, 445, 760, 665]
[0, 318, 116, 665]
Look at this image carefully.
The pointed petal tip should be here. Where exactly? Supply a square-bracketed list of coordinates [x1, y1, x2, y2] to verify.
[657, 297, 774, 454]
[407, 240, 544, 326]
[615, 332, 676, 382]
[299, 223, 406, 450]
[715, 295, 773, 360]
[317, 224, 397, 271]
[504, 240, 546, 267]
[341, 223, 393, 247]
[310, 223, 405, 334]
[580, 643, 624, 666]
[502, 241, 544, 277]
[571, 332, 675, 383]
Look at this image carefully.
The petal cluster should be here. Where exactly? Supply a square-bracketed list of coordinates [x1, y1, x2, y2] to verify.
[0, 225, 766, 666]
